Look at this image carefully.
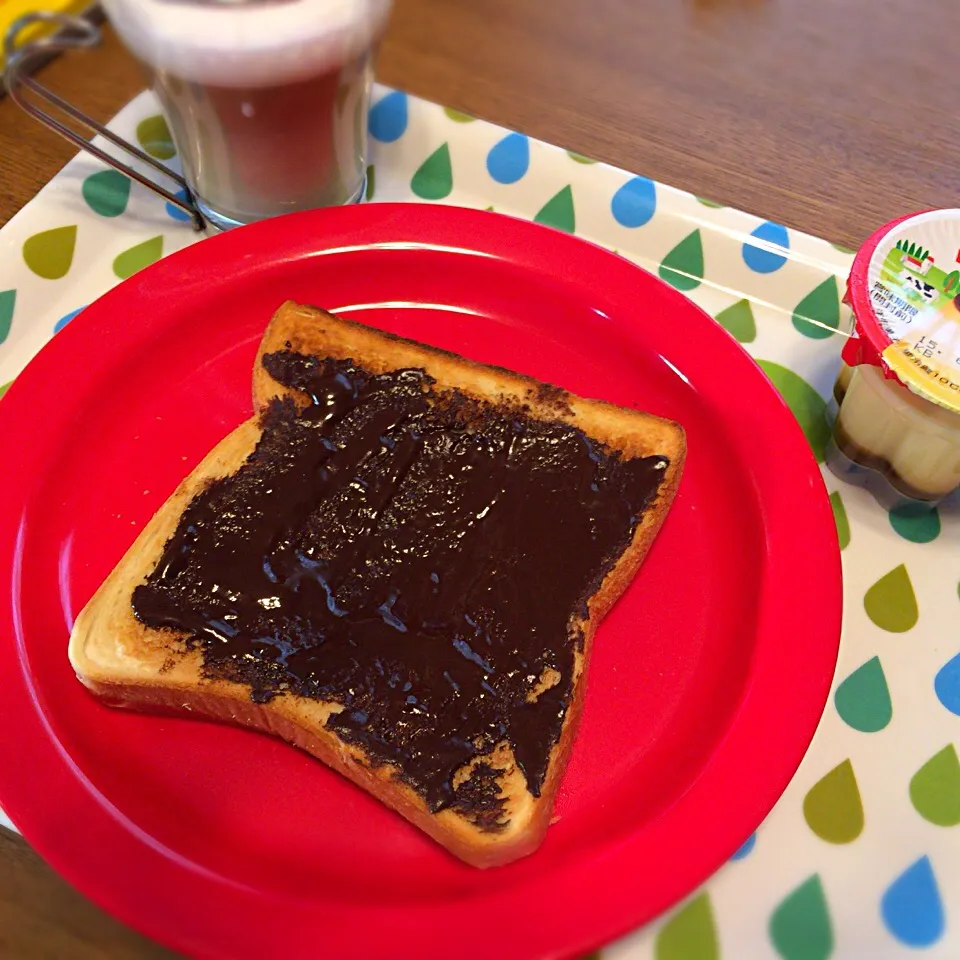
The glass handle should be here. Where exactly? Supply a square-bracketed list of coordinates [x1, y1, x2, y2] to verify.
[3, 12, 205, 230]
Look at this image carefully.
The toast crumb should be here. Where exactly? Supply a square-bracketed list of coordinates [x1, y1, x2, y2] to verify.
[527, 667, 561, 703]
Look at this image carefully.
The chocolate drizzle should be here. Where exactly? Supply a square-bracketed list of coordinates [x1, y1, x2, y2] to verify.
[133, 351, 668, 815]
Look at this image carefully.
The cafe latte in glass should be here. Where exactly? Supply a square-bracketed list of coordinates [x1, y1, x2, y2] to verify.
[101, 0, 392, 229]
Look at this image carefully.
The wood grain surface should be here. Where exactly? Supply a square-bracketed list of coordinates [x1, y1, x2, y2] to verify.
[1, 0, 958, 953]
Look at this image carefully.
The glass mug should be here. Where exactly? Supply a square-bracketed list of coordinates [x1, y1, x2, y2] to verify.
[4, 0, 393, 231]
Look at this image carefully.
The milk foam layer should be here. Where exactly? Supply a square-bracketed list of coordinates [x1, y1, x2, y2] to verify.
[102, 0, 392, 88]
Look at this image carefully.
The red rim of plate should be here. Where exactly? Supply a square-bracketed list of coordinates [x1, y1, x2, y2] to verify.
[0, 204, 842, 959]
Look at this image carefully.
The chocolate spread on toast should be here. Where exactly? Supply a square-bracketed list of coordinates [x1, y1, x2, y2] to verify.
[133, 351, 668, 822]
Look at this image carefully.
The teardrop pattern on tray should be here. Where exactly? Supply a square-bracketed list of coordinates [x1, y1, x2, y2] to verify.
[534, 186, 576, 233]
[755, 361, 830, 462]
[3, 93, 960, 960]
[792, 277, 840, 339]
[136, 115, 176, 159]
[828, 491, 850, 550]
[82, 170, 132, 218]
[910, 745, 960, 826]
[611, 176, 657, 228]
[742, 220, 789, 273]
[22, 225, 77, 280]
[834, 656, 891, 732]
[803, 759, 864, 844]
[369, 91, 409, 143]
[113, 236, 164, 280]
[0, 290, 14, 345]
[410, 143, 453, 200]
[654, 893, 719, 960]
[935, 653, 960, 715]
[443, 107, 475, 123]
[880, 857, 945, 947]
[486, 133, 530, 185]
[730, 832, 756, 860]
[54, 306, 85, 334]
[715, 298, 756, 343]
[165, 188, 194, 223]
[864, 565, 918, 633]
[658, 229, 704, 291]
[769, 874, 834, 960]
[889, 502, 941, 543]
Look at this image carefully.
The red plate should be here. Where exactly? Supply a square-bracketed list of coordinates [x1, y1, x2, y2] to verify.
[0, 204, 841, 959]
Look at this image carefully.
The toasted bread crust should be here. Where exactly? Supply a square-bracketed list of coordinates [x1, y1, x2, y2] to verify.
[69, 301, 685, 868]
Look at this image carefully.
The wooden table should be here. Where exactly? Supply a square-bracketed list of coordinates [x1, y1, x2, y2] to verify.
[1, 0, 958, 953]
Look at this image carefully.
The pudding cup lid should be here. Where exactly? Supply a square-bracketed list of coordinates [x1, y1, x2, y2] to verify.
[845, 209, 960, 415]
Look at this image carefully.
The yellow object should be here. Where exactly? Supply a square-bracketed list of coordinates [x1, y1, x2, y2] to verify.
[0, 0, 94, 72]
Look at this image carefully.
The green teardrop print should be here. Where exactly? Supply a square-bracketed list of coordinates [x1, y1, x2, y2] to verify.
[792, 277, 840, 339]
[864, 564, 918, 632]
[654, 893, 719, 960]
[0, 381, 12, 400]
[0, 290, 14, 345]
[715, 298, 756, 343]
[365, 165, 376, 201]
[769, 875, 834, 960]
[443, 107, 475, 123]
[755, 360, 830, 462]
[834, 656, 891, 732]
[829, 491, 850, 550]
[831, 243, 856, 255]
[23, 225, 77, 280]
[696, 197, 725, 208]
[534, 186, 576, 233]
[803, 759, 864, 843]
[484, 205, 495, 211]
[567, 151, 597, 164]
[136, 115, 176, 159]
[910, 745, 960, 827]
[658, 230, 704, 291]
[113, 236, 164, 280]
[411, 143, 453, 200]
[82, 169, 131, 218]
[889, 502, 941, 543]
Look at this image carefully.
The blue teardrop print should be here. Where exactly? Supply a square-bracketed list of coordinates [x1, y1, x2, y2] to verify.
[880, 857, 945, 947]
[743, 221, 789, 273]
[611, 176, 657, 228]
[165, 188, 194, 222]
[935, 652, 960, 715]
[54, 306, 85, 333]
[368, 91, 408, 143]
[729, 833, 756, 861]
[486, 133, 529, 184]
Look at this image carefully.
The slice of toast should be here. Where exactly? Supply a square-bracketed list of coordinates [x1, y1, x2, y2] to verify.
[69, 301, 685, 868]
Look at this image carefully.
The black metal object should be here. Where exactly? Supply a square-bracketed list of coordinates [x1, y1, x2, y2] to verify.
[3, 12, 204, 230]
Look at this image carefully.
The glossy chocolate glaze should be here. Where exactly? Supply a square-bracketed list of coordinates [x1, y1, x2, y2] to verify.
[133, 351, 668, 817]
